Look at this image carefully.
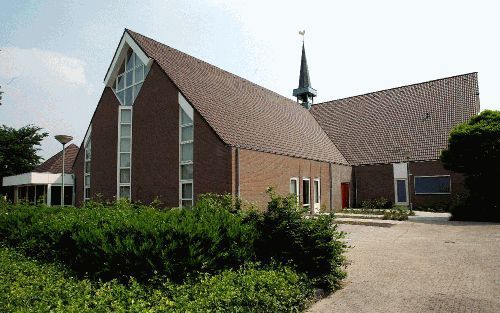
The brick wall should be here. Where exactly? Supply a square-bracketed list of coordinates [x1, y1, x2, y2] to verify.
[237, 148, 351, 210]
[353, 163, 394, 207]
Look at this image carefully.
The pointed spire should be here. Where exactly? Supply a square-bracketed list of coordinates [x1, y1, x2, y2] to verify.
[293, 36, 317, 110]
[298, 42, 311, 89]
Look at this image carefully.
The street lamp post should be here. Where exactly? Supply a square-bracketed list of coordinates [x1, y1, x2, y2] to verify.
[55, 135, 73, 206]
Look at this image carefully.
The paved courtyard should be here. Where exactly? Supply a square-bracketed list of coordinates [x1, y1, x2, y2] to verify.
[309, 213, 500, 313]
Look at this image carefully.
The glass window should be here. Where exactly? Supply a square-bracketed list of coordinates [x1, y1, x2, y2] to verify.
[85, 175, 90, 186]
[133, 83, 142, 102]
[134, 53, 144, 67]
[314, 180, 320, 204]
[120, 124, 131, 137]
[181, 164, 193, 180]
[181, 143, 193, 162]
[181, 110, 192, 125]
[84, 161, 91, 174]
[134, 66, 144, 83]
[302, 179, 310, 206]
[120, 169, 131, 183]
[117, 90, 125, 104]
[182, 183, 193, 199]
[181, 200, 192, 207]
[181, 125, 193, 142]
[120, 109, 132, 123]
[125, 87, 133, 106]
[120, 153, 131, 168]
[290, 179, 298, 195]
[120, 138, 131, 152]
[415, 176, 450, 194]
[119, 186, 130, 199]
[117, 74, 124, 91]
[126, 51, 134, 71]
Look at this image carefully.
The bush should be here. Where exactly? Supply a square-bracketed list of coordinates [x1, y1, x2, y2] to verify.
[0, 246, 311, 313]
[361, 197, 392, 210]
[383, 206, 411, 221]
[252, 189, 347, 291]
[0, 200, 257, 282]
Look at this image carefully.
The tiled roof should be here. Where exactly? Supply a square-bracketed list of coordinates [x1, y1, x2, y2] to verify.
[310, 73, 480, 165]
[126, 30, 348, 165]
[35, 144, 79, 174]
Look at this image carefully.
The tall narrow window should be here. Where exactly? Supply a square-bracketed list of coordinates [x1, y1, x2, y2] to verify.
[118, 107, 132, 199]
[290, 177, 299, 203]
[179, 95, 194, 207]
[302, 178, 310, 207]
[84, 130, 91, 201]
[314, 179, 320, 204]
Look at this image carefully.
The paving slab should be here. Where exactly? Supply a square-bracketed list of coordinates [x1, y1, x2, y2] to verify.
[309, 217, 500, 313]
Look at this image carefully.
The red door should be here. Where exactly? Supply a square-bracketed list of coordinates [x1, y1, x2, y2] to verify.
[341, 183, 350, 208]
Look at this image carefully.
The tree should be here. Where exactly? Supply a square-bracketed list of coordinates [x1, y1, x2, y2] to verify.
[0, 125, 48, 178]
[440, 110, 500, 221]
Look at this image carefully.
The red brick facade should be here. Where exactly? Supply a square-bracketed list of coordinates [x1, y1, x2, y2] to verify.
[353, 160, 465, 209]
[237, 148, 351, 210]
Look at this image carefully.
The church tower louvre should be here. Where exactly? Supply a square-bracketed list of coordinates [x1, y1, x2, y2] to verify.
[293, 38, 317, 109]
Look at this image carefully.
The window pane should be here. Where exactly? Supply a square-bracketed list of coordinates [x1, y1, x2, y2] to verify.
[182, 183, 193, 199]
[120, 153, 131, 168]
[119, 186, 130, 199]
[133, 83, 143, 102]
[126, 70, 133, 88]
[415, 176, 450, 194]
[120, 109, 132, 123]
[120, 169, 130, 183]
[117, 90, 125, 104]
[290, 180, 297, 194]
[124, 87, 133, 105]
[85, 161, 91, 174]
[120, 124, 131, 137]
[303, 180, 310, 205]
[134, 53, 144, 67]
[181, 164, 193, 180]
[85, 188, 90, 199]
[314, 180, 320, 204]
[85, 147, 91, 160]
[181, 109, 192, 125]
[181, 125, 193, 142]
[396, 180, 407, 202]
[84, 175, 90, 186]
[126, 51, 134, 71]
[181, 143, 193, 162]
[117, 74, 124, 90]
[120, 138, 131, 152]
[181, 200, 192, 208]
[134, 66, 144, 83]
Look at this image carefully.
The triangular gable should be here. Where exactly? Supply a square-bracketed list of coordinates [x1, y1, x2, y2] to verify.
[103, 30, 152, 87]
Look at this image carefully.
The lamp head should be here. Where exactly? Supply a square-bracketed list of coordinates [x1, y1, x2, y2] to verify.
[55, 135, 73, 145]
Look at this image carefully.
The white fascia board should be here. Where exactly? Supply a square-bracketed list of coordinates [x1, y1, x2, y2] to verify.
[179, 93, 194, 119]
[84, 124, 92, 146]
[103, 31, 152, 87]
[2, 173, 74, 186]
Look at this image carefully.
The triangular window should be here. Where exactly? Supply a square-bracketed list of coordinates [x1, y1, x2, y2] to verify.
[112, 47, 149, 106]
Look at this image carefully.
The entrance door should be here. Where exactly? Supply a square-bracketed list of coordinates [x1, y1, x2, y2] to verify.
[394, 179, 408, 205]
[341, 183, 350, 208]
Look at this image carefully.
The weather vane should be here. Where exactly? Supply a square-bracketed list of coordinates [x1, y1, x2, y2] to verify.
[299, 30, 305, 41]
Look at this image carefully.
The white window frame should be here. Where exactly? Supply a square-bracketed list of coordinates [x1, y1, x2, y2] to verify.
[179, 93, 194, 207]
[290, 177, 299, 203]
[302, 177, 310, 208]
[414, 175, 451, 195]
[113, 49, 148, 106]
[83, 125, 92, 202]
[117, 107, 132, 200]
[313, 178, 320, 213]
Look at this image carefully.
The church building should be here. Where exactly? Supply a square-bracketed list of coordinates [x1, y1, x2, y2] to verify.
[72, 29, 480, 211]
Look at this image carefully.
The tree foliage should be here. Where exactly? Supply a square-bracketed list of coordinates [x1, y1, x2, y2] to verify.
[440, 110, 500, 221]
[0, 125, 48, 178]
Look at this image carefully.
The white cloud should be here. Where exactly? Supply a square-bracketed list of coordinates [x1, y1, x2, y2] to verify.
[0, 47, 96, 160]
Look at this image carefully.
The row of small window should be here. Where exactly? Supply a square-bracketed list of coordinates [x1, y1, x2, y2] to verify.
[84, 136, 91, 201]
[119, 108, 132, 199]
[113, 50, 148, 106]
[290, 177, 320, 206]
[180, 107, 193, 207]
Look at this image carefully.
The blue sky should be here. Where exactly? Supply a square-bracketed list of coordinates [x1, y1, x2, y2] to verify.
[1, 0, 499, 159]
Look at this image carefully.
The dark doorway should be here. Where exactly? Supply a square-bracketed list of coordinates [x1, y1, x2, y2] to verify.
[341, 182, 350, 208]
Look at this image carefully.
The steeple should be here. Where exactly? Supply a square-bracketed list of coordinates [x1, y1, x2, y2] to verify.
[293, 39, 317, 109]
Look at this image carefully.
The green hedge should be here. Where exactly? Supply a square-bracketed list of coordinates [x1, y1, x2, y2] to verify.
[0, 199, 257, 282]
[0, 192, 347, 291]
[0, 246, 311, 313]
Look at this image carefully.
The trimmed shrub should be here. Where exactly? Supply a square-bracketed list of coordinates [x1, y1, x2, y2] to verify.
[252, 189, 347, 291]
[0, 200, 257, 282]
[0, 246, 311, 313]
[383, 206, 411, 221]
[361, 197, 393, 210]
